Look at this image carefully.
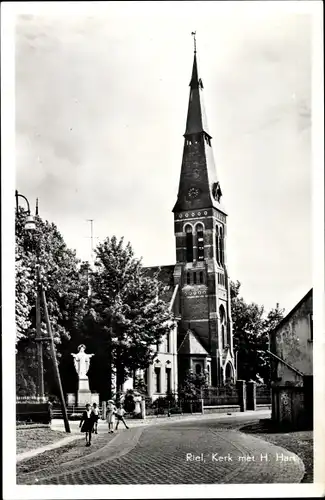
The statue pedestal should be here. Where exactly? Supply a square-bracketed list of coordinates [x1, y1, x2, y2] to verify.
[78, 378, 90, 392]
[77, 377, 91, 406]
[76, 378, 100, 408]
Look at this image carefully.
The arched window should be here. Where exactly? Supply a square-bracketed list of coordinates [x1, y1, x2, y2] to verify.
[225, 363, 233, 383]
[185, 225, 193, 262]
[195, 363, 202, 375]
[219, 305, 227, 348]
[154, 367, 161, 393]
[220, 226, 224, 266]
[199, 271, 204, 284]
[216, 226, 220, 264]
[193, 272, 197, 285]
[166, 332, 171, 353]
[196, 223, 204, 261]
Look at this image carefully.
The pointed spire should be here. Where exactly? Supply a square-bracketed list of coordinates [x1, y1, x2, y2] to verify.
[173, 35, 226, 214]
[184, 33, 208, 136]
[189, 32, 203, 90]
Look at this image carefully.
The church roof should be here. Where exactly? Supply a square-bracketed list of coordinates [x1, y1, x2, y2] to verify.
[143, 265, 175, 304]
[178, 329, 210, 357]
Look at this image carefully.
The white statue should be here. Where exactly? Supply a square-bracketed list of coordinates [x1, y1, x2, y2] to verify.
[71, 344, 94, 379]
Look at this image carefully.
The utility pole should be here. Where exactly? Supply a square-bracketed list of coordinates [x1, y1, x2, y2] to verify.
[87, 219, 94, 266]
[42, 286, 70, 433]
[34, 198, 44, 401]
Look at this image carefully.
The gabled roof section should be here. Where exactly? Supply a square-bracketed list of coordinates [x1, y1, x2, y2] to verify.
[178, 329, 210, 356]
[270, 288, 313, 338]
[143, 265, 175, 304]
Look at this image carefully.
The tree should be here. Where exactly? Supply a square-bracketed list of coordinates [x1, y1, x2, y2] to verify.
[15, 208, 89, 396]
[88, 236, 174, 397]
[230, 281, 284, 384]
[179, 369, 208, 399]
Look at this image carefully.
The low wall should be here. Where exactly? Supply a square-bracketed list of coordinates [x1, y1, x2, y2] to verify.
[16, 402, 52, 424]
[203, 405, 241, 414]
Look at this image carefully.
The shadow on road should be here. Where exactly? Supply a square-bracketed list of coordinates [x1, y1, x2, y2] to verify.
[239, 418, 314, 484]
[239, 418, 312, 435]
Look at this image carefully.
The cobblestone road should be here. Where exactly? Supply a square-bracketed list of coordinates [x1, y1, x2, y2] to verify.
[17, 417, 305, 485]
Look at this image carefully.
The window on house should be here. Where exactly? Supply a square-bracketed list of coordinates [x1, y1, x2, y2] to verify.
[199, 271, 204, 284]
[154, 367, 161, 393]
[206, 363, 211, 385]
[196, 223, 205, 261]
[185, 225, 193, 262]
[166, 367, 171, 393]
[193, 272, 197, 285]
[166, 332, 171, 353]
[187, 272, 191, 285]
[156, 341, 160, 352]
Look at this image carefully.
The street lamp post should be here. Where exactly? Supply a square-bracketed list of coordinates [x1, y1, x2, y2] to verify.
[15, 190, 70, 432]
[15, 190, 44, 399]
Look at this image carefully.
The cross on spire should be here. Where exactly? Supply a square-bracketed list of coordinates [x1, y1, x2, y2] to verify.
[191, 31, 197, 53]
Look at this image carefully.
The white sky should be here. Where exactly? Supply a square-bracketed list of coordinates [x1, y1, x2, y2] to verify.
[14, 2, 313, 314]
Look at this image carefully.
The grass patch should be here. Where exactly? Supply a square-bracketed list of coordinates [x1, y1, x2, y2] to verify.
[16, 425, 66, 454]
[240, 419, 313, 483]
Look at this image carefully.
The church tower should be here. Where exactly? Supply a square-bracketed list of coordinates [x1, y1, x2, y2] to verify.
[173, 36, 236, 387]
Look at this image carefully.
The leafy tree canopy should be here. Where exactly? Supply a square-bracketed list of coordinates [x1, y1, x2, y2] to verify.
[15, 208, 89, 396]
[87, 236, 175, 393]
[230, 280, 285, 384]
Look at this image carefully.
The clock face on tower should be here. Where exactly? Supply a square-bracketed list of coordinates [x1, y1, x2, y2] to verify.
[187, 187, 200, 200]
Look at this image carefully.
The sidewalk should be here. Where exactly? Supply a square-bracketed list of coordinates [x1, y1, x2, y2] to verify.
[17, 409, 270, 462]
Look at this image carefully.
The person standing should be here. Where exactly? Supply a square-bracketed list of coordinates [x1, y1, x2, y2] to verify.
[92, 402, 100, 434]
[115, 403, 129, 430]
[79, 403, 93, 446]
[106, 399, 117, 433]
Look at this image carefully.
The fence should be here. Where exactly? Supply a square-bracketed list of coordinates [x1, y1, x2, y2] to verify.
[50, 404, 103, 420]
[16, 396, 49, 403]
[256, 385, 271, 406]
[202, 386, 239, 407]
[16, 402, 52, 424]
[145, 397, 202, 417]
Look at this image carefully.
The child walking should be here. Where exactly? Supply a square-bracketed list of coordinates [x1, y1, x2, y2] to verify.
[106, 399, 117, 433]
[79, 403, 93, 446]
[92, 402, 99, 434]
[115, 403, 129, 430]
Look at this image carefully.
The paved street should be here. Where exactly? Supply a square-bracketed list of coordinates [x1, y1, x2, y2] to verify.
[17, 413, 305, 485]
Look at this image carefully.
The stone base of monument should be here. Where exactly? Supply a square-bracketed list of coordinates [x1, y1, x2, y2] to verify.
[77, 390, 100, 407]
[78, 378, 90, 392]
[77, 390, 92, 407]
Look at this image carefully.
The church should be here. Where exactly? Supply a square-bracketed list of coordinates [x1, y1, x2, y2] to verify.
[126, 41, 236, 399]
